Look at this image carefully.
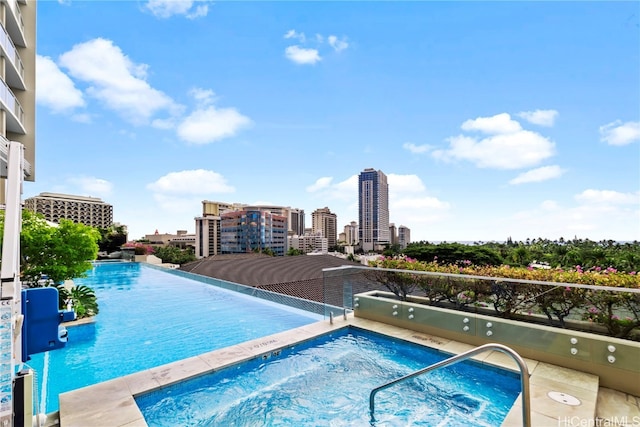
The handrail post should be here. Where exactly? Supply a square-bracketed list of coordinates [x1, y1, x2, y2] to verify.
[369, 343, 531, 427]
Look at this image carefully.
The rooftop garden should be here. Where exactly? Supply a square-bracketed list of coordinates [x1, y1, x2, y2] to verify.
[367, 240, 640, 341]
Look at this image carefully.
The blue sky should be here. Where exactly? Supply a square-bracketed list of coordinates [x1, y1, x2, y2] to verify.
[31, 1, 639, 242]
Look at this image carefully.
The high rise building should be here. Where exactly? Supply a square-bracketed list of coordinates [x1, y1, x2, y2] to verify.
[289, 208, 305, 236]
[0, 0, 36, 203]
[343, 221, 358, 246]
[194, 200, 239, 258]
[398, 225, 411, 249]
[220, 209, 287, 256]
[389, 223, 398, 246]
[358, 168, 390, 252]
[195, 201, 296, 258]
[311, 207, 337, 248]
[24, 192, 114, 229]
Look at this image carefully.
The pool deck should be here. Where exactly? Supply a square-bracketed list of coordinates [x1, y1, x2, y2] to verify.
[57, 314, 640, 427]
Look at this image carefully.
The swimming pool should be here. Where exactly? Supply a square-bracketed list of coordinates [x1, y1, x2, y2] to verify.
[136, 327, 521, 426]
[26, 262, 323, 414]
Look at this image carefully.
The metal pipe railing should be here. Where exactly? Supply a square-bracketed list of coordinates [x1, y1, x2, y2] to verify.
[369, 343, 531, 427]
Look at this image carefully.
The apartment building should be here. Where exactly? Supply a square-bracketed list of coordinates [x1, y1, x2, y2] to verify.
[220, 209, 287, 256]
[343, 221, 358, 245]
[24, 192, 113, 229]
[289, 207, 305, 236]
[389, 223, 398, 246]
[0, 0, 36, 204]
[398, 225, 411, 249]
[311, 206, 337, 248]
[194, 200, 238, 258]
[196, 201, 297, 258]
[289, 232, 328, 254]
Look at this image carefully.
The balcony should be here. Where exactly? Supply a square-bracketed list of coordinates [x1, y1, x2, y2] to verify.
[2, 0, 26, 47]
[0, 20, 25, 90]
[0, 78, 24, 133]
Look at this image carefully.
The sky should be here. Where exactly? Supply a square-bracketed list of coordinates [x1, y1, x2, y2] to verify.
[30, 0, 640, 243]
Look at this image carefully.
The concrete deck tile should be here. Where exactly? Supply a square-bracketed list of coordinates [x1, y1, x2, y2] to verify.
[197, 343, 254, 369]
[59, 378, 144, 427]
[399, 330, 452, 350]
[147, 355, 212, 387]
[596, 387, 640, 427]
[121, 370, 161, 396]
[501, 398, 559, 427]
[527, 380, 597, 422]
[531, 362, 600, 393]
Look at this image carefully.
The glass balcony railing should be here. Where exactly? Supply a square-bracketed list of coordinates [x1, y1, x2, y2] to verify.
[0, 78, 24, 129]
[3, 0, 25, 46]
[0, 21, 25, 85]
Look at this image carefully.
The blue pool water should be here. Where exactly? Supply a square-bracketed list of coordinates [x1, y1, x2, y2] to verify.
[26, 262, 322, 413]
[137, 327, 521, 427]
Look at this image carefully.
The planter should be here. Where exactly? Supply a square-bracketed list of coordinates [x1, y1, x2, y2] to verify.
[353, 290, 640, 396]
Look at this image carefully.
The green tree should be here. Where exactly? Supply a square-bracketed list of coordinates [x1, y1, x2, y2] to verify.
[97, 225, 127, 254]
[153, 246, 196, 265]
[0, 210, 100, 286]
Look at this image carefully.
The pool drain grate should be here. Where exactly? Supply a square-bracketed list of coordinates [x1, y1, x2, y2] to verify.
[547, 391, 581, 406]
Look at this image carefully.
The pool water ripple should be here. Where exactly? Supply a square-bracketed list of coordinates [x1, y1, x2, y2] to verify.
[26, 262, 322, 413]
[137, 329, 520, 426]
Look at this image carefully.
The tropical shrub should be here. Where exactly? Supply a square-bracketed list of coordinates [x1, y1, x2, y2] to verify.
[57, 284, 99, 319]
[367, 256, 640, 339]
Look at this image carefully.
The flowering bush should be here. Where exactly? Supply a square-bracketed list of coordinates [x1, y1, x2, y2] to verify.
[367, 257, 640, 339]
[122, 242, 155, 256]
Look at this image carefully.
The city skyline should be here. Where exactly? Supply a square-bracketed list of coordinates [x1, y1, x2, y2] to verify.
[29, 1, 639, 242]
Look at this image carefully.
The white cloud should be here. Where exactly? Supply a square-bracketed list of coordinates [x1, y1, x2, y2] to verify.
[67, 176, 113, 197]
[388, 175, 450, 226]
[509, 165, 565, 185]
[505, 190, 640, 241]
[391, 196, 451, 226]
[71, 113, 92, 123]
[306, 175, 357, 202]
[517, 109, 558, 127]
[144, 0, 210, 19]
[176, 105, 252, 144]
[540, 200, 559, 210]
[306, 177, 333, 192]
[574, 189, 639, 205]
[599, 120, 640, 146]
[388, 174, 426, 193]
[36, 55, 85, 113]
[189, 87, 217, 106]
[432, 131, 555, 169]
[402, 142, 432, 154]
[328, 35, 349, 52]
[59, 38, 179, 125]
[284, 29, 306, 43]
[147, 169, 235, 195]
[284, 45, 321, 65]
[461, 113, 522, 134]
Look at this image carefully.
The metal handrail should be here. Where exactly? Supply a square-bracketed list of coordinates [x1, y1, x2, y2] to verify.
[369, 343, 531, 427]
